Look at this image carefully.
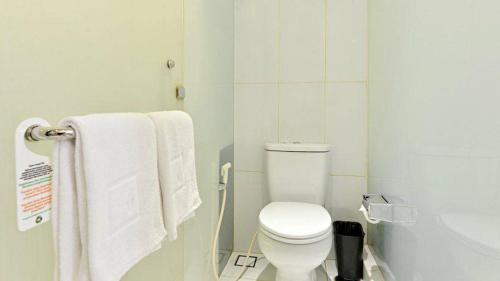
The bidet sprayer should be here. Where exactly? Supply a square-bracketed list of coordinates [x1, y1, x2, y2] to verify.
[220, 162, 232, 185]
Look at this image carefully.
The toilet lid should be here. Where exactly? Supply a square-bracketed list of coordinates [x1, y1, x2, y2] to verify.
[259, 202, 332, 240]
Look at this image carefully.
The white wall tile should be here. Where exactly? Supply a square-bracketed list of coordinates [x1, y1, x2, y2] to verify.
[279, 83, 326, 143]
[234, 171, 269, 252]
[327, 176, 367, 229]
[235, 84, 279, 171]
[235, 0, 279, 82]
[326, 83, 367, 176]
[326, 0, 367, 81]
[234, 0, 368, 257]
[279, 0, 325, 82]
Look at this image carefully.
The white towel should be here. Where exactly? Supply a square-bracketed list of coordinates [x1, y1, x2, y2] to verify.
[148, 111, 201, 241]
[52, 113, 166, 281]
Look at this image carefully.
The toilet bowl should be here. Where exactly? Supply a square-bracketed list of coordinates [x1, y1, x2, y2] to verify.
[258, 202, 333, 281]
[260, 143, 332, 281]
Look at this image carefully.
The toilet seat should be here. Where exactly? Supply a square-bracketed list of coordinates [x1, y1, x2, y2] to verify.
[259, 202, 332, 245]
[259, 226, 332, 245]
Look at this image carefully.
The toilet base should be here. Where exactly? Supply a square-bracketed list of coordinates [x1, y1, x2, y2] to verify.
[275, 268, 317, 281]
[258, 227, 332, 281]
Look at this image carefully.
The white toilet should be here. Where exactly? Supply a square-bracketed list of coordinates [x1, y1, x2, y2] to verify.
[258, 143, 332, 281]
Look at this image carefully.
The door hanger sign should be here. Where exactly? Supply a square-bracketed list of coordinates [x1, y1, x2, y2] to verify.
[15, 118, 53, 231]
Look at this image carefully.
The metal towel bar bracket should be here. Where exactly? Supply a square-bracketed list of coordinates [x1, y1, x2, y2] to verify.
[25, 125, 76, 142]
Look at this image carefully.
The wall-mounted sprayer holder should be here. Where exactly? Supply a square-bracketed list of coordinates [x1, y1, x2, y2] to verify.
[360, 194, 417, 225]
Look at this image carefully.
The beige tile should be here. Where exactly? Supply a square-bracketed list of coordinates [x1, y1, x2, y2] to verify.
[279, 83, 326, 143]
[235, 0, 279, 83]
[326, 0, 367, 81]
[279, 0, 325, 82]
[326, 82, 367, 176]
[235, 84, 279, 171]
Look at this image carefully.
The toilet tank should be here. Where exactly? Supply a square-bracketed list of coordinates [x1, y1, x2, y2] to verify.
[265, 143, 330, 205]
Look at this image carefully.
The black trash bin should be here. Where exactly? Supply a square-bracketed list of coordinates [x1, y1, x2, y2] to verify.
[333, 221, 364, 281]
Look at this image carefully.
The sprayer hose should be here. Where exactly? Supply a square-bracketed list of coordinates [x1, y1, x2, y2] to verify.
[212, 185, 258, 281]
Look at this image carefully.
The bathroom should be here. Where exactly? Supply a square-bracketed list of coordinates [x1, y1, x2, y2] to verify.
[1, 0, 499, 280]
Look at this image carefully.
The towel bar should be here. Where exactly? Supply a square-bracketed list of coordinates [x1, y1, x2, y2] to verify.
[25, 125, 75, 141]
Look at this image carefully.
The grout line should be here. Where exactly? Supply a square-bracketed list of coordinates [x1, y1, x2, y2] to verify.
[277, 0, 282, 142]
[323, 0, 328, 82]
[323, 0, 328, 144]
[235, 81, 279, 85]
[234, 170, 366, 178]
[279, 81, 324, 85]
[235, 169, 264, 174]
[325, 80, 367, 84]
[365, 0, 370, 189]
[277, 82, 281, 142]
[330, 174, 367, 178]
[232, 0, 238, 251]
[323, 81, 327, 143]
[235, 80, 367, 85]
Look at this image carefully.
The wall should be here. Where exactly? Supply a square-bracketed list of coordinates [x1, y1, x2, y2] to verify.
[183, 0, 234, 280]
[0, 0, 184, 280]
[368, 0, 500, 280]
[234, 0, 368, 252]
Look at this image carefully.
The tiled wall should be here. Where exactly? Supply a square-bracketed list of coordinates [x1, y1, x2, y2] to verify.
[234, 0, 368, 252]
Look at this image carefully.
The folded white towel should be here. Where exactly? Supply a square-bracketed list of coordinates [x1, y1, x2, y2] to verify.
[148, 111, 201, 241]
[52, 113, 166, 281]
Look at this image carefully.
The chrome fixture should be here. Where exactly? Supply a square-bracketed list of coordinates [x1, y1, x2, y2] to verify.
[25, 125, 76, 142]
[176, 86, 186, 100]
[361, 194, 417, 224]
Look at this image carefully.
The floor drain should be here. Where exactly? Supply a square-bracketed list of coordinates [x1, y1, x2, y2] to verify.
[234, 255, 258, 268]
